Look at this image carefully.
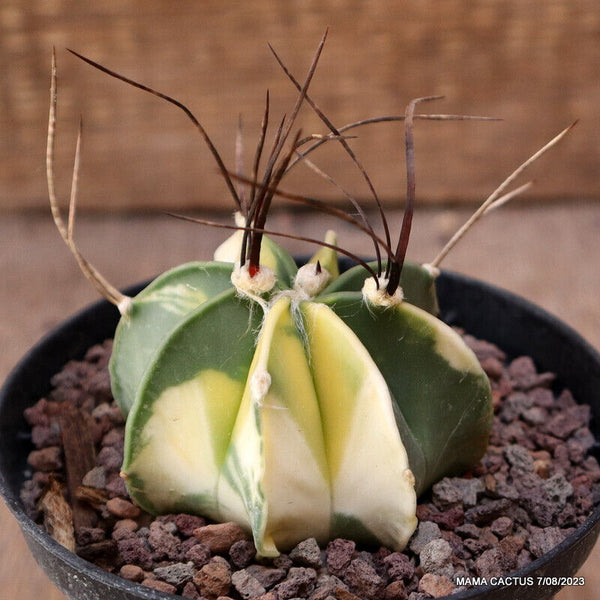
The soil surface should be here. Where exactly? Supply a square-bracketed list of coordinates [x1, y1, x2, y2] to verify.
[20, 334, 600, 600]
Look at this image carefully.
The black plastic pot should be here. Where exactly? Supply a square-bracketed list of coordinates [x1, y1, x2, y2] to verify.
[1, 270, 599, 600]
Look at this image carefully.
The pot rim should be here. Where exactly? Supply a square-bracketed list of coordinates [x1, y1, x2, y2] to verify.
[1, 267, 599, 600]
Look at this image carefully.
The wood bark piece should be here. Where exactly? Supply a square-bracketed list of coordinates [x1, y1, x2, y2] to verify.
[59, 405, 98, 531]
[38, 477, 75, 552]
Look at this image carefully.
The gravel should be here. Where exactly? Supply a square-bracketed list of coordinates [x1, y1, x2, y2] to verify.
[20, 335, 600, 599]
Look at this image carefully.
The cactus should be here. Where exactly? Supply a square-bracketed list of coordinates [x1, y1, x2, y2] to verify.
[47, 39, 573, 556]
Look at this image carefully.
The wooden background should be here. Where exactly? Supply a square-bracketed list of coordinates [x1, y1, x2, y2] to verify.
[1, 0, 599, 212]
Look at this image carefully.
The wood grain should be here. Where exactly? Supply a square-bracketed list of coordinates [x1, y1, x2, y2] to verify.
[1, 205, 600, 597]
[1, 1, 598, 211]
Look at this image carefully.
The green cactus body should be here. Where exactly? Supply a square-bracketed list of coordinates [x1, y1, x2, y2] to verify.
[116, 234, 491, 556]
[110, 236, 299, 416]
[322, 260, 439, 315]
[316, 291, 493, 495]
[109, 262, 235, 415]
[121, 288, 262, 516]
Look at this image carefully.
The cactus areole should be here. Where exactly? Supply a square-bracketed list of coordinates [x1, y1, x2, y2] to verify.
[48, 37, 573, 557]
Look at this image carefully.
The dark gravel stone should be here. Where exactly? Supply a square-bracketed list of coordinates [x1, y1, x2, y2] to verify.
[527, 527, 567, 558]
[185, 542, 212, 568]
[246, 565, 287, 589]
[274, 567, 317, 600]
[464, 499, 512, 526]
[419, 539, 453, 576]
[384, 579, 408, 600]
[148, 521, 183, 561]
[153, 561, 195, 586]
[504, 444, 535, 472]
[273, 552, 294, 571]
[174, 513, 206, 537]
[383, 552, 415, 582]
[455, 523, 482, 539]
[27, 446, 63, 472]
[116, 536, 153, 570]
[326, 538, 356, 577]
[490, 516, 513, 538]
[416, 505, 464, 530]
[309, 574, 348, 600]
[343, 559, 386, 600]
[474, 547, 516, 579]
[181, 581, 201, 598]
[408, 521, 442, 554]
[290, 537, 322, 568]
[231, 569, 266, 599]
[229, 539, 257, 568]
[95, 445, 122, 471]
[76, 526, 106, 546]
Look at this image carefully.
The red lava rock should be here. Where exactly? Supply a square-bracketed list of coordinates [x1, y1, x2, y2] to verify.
[417, 573, 455, 598]
[555, 389, 577, 410]
[480, 357, 504, 380]
[105, 471, 128, 498]
[527, 527, 566, 558]
[229, 539, 257, 568]
[326, 538, 356, 577]
[416, 504, 464, 530]
[193, 522, 248, 554]
[408, 521, 443, 555]
[498, 535, 526, 558]
[464, 499, 512, 526]
[106, 497, 141, 519]
[274, 567, 318, 600]
[27, 446, 63, 472]
[474, 546, 516, 579]
[24, 398, 52, 426]
[194, 560, 232, 599]
[101, 428, 124, 448]
[31, 422, 62, 448]
[76, 526, 106, 546]
[231, 569, 267, 599]
[148, 520, 183, 561]
[343, 558, 385, 600]
[181, 581, 201, 598]
[141, 578, 177, 594]
[185, 542, 212, 568]
[245, 564, 287, 589]
[174, 513, 206, 537]
[384, 579, 408, 600]
[116, 536, 154, 570]
[273, 553, 293, 571]
[119, 563, 144, 582]
[96, 445, 122, 471]
[462, 335, 506, 362]
[440, 530, 470, 561]
[490, 516, 514, 537]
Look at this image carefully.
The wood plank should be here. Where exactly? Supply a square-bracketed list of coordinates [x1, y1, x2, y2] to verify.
[1, 1, 598, 211]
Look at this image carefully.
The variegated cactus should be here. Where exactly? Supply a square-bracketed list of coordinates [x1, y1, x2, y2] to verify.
[47, 39, 573, 556]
